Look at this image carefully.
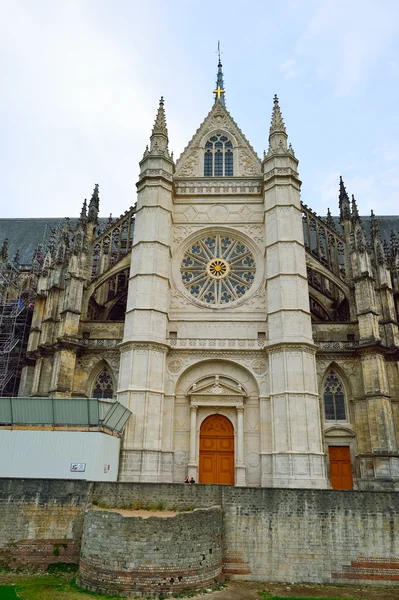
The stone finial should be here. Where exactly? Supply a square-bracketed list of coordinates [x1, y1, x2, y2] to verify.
[152, 97, 168, 137]
[13, 249, 20, 266]
[0, 238, 8, 261]
[269, 95, 286, 135]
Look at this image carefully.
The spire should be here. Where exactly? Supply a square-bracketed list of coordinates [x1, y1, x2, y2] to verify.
[270, 95, 286, 135]
[213, 41, 226, 105]
[152, 97, 168, 137]
[339, 176, 350, 222]
[268, 95, 288, 152]
[149, 97, 169, 154]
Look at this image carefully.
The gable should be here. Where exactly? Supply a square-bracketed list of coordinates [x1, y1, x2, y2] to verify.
[175, 101, 262, 178]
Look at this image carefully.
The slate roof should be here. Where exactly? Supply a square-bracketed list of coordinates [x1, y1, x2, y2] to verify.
[0, 218, 108, 266]
[331, 216, 399, 245]
[0, 215, 398, 268]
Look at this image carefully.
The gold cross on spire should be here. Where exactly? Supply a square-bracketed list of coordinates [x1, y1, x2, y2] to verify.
[213, 85, 225, 100]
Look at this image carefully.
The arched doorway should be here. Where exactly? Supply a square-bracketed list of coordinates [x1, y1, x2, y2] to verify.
[199, 415, 234, 485]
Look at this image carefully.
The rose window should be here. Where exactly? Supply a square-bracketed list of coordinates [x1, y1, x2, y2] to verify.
[180, 235, 256, 306]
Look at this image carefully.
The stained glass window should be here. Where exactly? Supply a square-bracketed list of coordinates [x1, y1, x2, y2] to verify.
[324, 371, 346, 421]
[225, 150, 233, 176]
[203, 133, 234, 177]
[204, 150, 213, 177]
[92, 367, 114, 399]
[180, 234, 256, 306]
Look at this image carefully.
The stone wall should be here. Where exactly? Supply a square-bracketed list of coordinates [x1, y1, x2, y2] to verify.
[0, 479, 90, 568]
[1, 479, 399, 588]
[79, 506, 223, 596]
[222, 487, 399, 584]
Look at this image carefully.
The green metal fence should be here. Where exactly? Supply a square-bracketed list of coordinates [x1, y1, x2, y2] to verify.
[0, 397, 131, 435]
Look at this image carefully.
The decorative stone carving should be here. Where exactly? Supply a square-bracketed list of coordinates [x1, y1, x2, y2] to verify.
[177, 150, 199, 177]
[251, 359, 267, 375]
[173, 226, 196, 245]
[167, 358, 184, 374]
[238, 148, 261, 176]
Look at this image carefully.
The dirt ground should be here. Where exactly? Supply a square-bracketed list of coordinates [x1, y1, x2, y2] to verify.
[190, 580, 399, 599]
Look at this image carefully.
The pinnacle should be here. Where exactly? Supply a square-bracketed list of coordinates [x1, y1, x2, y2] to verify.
[339, 176, 349, 203]
[370, 209, 380, 241]
[152, 96, 168, 137]
[80, 199, 87, 222]
[269, 94, 286, 135]
[326, 208, 336, 231]
[351, 194, 360, 220]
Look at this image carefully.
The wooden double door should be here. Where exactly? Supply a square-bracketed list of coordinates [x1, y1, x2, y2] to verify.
[199, 414, 234, 485]
[328, 446, 353, 490]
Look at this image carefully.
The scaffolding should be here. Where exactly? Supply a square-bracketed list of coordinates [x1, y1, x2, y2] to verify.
[0, 256, 40, 397]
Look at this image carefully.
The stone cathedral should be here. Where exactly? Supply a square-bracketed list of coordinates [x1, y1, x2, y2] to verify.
[2, 60, 399, 491]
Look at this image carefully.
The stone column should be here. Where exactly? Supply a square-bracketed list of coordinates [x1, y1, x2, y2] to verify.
[236, 405, 246, 486]
[188, 405, 198, 479]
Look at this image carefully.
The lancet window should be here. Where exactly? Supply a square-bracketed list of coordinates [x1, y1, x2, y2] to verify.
[92, 367, 114, 399]
[204, 134, 233, 177]
[323, 370, 347, 421]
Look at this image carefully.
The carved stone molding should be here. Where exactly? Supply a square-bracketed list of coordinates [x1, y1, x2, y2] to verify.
[168, 338, 266, 351]
[174, 179, 262, 195]
[119, 341, 169, 354]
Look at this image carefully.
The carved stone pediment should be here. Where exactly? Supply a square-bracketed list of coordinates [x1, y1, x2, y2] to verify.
[324, 425, 355, 437]
[191, 381, 243, 396]
[175, 101, 262, 178]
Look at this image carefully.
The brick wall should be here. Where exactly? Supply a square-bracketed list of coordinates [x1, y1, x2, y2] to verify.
[79, 506, 223, 596]
[0, 479, 399, 587]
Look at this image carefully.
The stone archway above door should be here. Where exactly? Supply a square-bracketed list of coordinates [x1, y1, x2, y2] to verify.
[187, 374, 247, 486]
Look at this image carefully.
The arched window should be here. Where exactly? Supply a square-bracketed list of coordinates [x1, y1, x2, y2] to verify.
[204, 134, 233, 177]
[323, 370, 346, 421]
[92, 366, 114, 399]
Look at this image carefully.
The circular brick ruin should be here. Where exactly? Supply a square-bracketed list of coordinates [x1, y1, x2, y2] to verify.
[79, 505, 223, 597]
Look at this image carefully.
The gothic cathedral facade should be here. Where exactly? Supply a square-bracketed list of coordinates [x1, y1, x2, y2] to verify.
[11, 65, 399, 491]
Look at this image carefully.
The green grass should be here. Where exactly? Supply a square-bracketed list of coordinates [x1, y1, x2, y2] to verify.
[0, 576, 122, 599]
[0, 586, 20, 599]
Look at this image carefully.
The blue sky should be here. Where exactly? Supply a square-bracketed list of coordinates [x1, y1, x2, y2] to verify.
[1, 0, 398, 218]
